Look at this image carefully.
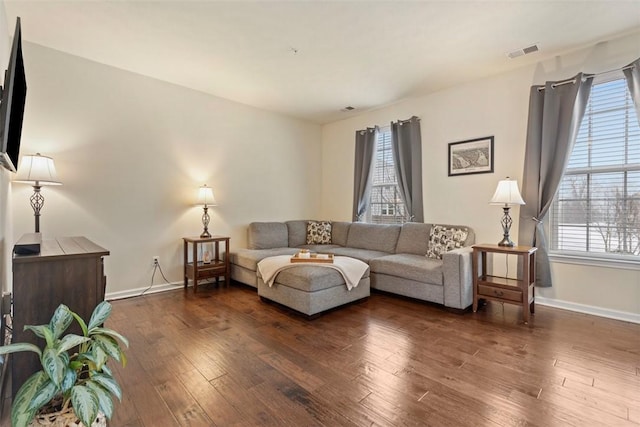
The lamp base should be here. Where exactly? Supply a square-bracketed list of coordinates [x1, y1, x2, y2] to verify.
[497, 206, 515, 247]
[30, 185, 44, 233]
[200, 205, 211, 238]
[497, 235, 515, 247]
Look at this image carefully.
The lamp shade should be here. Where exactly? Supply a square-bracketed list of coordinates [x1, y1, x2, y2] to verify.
[197, 184, 216, 206]
[14, 153, 62, 185]
[489, 179, 524, 206]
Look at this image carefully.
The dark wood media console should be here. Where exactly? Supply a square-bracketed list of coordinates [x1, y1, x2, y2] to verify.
[11, 235, 109, 397]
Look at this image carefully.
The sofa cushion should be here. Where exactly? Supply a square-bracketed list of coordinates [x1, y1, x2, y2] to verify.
[395, 222, 432, 255]
[307, 220, 332, 244]
[346, 223, 401, 253]
[232, 247, 298, 271]
[331, 247, 391, 263]
[370, 254, 443, 286]
[297, 244, 342, 252]
[248, 222, 289, 250]
[286, 220, 309, 247]
[331, 222, 351, 247]
[426, 225, 469, 260]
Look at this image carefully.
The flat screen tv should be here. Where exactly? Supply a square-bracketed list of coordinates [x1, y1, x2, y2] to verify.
[0, 17, 26, 173]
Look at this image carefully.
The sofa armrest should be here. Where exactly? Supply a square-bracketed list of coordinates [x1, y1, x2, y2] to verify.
[442, 246, 474, 309]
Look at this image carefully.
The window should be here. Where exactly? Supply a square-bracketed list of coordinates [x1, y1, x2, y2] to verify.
[550, 77, 640, 260]
[365, 128, 409, 224]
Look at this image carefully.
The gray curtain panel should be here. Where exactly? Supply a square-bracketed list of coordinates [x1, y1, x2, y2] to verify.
[623, 58, 640, 123]
[352, 127, 378, 222]
[517, 73, 593, 287]
[391, 116, 424, 223]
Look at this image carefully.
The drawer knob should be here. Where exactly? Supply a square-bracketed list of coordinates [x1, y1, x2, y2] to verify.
[494, 290, 504, 296]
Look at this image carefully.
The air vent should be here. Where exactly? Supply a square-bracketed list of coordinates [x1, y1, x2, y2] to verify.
[507, 43, 539, 59]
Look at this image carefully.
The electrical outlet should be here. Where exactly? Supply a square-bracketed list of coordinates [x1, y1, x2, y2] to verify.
[152, 256, 159, 266]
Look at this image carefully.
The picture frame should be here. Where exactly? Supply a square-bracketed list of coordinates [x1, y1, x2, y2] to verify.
[448, 136, 494, 176]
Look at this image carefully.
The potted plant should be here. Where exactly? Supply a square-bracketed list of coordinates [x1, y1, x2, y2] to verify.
[0, 301, 128, 427]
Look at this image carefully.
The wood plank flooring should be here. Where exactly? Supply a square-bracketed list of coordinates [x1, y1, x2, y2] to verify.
[3, 282, 639, 426]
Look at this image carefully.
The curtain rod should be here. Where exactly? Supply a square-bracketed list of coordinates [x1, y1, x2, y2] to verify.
[394, 115, 420, 124]
[357, 126, 378, 135]
[537, 63, 635, 91]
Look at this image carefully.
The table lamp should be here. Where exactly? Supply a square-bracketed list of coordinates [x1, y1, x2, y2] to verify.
[14, 153, 62, 233]
[197, 184, 216, 238]
[489, 177, 525, 247]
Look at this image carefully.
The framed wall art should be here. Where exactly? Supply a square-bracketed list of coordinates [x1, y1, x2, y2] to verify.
[448, 136, 494, 176]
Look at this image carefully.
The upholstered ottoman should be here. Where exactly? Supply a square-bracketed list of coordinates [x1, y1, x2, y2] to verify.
[257, 263, 370, 317]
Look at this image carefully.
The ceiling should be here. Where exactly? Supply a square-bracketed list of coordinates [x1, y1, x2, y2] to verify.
[4, 1, 640, 124]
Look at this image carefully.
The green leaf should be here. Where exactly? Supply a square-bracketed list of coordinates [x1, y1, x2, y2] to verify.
[57, 334, 90, 354]
[91, 373, 122, 402]
[90, 327, 129, 348]
[86, 381, 114, 420]
[27, 379, 58, 412]
[101, 364, 113, 377]
[92, 344, 108, 370]
[69, 360, 84, 371]
[70, 385, 99, 427]
[0, 342, 41, 357]
[88, 301, 112, 331]
[11, 371, 48, 427]
[22, 324, 47, 338]
[77, 351, 96, 362]
[119, 348, 128, 368]
[61, 367, 77, 393]
[41, 348, 66, 386]
[49, 304, 73, 339]
[71, 311, 89, 337]
[42, 325, 55, 348]
[76, 352, 98, 372]
[94, 335, 121, 362]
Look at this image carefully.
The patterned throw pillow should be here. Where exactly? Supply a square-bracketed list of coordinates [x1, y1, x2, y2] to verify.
[426, 225, 469, 260]
[306, 221, 332, 244]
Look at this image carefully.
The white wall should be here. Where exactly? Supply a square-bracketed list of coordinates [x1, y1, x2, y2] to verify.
[12, 42, 322, 296]
[0, 5, 11, 295]
[321, 31, 640, 319]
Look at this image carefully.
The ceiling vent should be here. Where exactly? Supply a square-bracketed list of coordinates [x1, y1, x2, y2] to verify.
[507, 43, 539, 59]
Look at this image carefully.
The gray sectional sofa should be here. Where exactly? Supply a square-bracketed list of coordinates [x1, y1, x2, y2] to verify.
[230, 220, 475, 310]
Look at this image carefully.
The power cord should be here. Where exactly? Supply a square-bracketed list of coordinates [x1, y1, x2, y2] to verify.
[505, 254, 509, 279]
[140, 259, 172, 297]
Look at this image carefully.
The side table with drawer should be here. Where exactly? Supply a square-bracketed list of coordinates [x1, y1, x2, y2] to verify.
[183, 236, 230, 293]
[472, 244, 538, 323]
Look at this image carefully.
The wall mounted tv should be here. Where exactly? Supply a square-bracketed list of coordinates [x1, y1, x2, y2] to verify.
[0, 17, 26, 173]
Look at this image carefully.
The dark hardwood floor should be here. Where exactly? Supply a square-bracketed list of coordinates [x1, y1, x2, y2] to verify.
[3, 282, 640, 426]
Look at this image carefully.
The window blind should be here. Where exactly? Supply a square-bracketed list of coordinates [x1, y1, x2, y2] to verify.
[367, 128, 408, 224]
[551, 78, 640, 257]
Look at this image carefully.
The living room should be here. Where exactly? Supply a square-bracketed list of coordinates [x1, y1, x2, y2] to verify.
[0, 1, 639, 426]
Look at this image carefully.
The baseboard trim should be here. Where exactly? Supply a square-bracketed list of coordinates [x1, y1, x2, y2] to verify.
[536, 296, 640, 324]
[105, 282, 184, 300]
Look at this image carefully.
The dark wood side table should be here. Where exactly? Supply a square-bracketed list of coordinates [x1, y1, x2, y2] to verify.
[12, 235, 109, 397]
[472, 243, 537, 324]
[183, 236, 230, 292]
